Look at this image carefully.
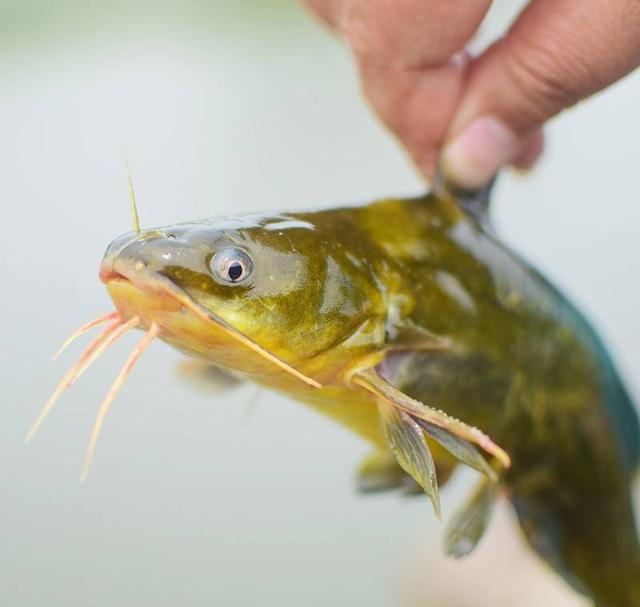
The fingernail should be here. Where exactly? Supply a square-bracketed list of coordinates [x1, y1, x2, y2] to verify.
[440, 116, 520, 191]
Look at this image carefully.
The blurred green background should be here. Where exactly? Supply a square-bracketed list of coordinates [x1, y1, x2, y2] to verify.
[1, 1, 639, 605]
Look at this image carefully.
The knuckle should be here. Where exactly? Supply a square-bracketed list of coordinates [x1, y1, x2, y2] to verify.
[499, 34, 590, 124]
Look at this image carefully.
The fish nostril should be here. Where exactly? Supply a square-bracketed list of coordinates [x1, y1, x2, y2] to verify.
[134, 260, 147, 272]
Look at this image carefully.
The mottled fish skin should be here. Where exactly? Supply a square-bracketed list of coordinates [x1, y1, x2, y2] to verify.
[102, 192, 640, 606]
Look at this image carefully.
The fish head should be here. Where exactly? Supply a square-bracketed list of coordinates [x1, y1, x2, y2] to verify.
[100, 213, 387, 386]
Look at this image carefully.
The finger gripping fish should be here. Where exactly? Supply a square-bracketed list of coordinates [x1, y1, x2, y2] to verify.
[35, 185, 640, 606]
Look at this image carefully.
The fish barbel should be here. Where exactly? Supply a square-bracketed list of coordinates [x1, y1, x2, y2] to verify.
[32, 185, 640, 605]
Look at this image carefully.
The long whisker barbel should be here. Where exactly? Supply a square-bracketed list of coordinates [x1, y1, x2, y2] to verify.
[66, 316, 140, 388]
[79, 322, 160, 482]
[26, 315, 140, 443]
[52, 311, 121, 360]
[29, 159, 150, 473]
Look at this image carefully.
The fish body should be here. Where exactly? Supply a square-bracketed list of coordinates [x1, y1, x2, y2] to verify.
[49, 190, 640, 605]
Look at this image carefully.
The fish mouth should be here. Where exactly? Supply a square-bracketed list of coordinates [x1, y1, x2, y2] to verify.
[99, 256, 230, 336]
[99, 257, 185, 328]
[99, 256, 165, 293]
[98, 263, 127, 285]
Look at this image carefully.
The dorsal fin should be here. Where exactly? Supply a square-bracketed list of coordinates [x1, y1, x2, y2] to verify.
[434, 172, 498, 222]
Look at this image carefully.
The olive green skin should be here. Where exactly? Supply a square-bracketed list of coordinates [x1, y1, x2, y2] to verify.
[104, 194, 640, 606]
[361, 196, 640, 606]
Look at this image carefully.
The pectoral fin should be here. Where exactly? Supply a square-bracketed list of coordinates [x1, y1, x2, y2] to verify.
[445, 477, 499, 558]
[417, 421, 497, 482]
[352, 368, 511, 470]
[378, 400, 441, 519]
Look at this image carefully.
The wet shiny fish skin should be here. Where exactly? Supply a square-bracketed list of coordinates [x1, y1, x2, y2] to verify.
[101, 190, 640, 606]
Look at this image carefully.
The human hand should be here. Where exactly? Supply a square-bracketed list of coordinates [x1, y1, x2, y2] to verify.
[305, 0, 640, 190]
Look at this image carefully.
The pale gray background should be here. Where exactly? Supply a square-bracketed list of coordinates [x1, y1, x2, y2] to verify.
[1, 1, 639, 606]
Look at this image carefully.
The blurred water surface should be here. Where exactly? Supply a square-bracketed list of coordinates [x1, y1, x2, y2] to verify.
[1, 2, 639, 606]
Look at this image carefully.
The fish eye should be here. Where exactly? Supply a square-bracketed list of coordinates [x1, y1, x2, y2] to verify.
[211, 247, 253, 284]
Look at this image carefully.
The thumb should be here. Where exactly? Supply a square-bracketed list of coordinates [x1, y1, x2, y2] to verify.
[440, 0, 640, 190]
